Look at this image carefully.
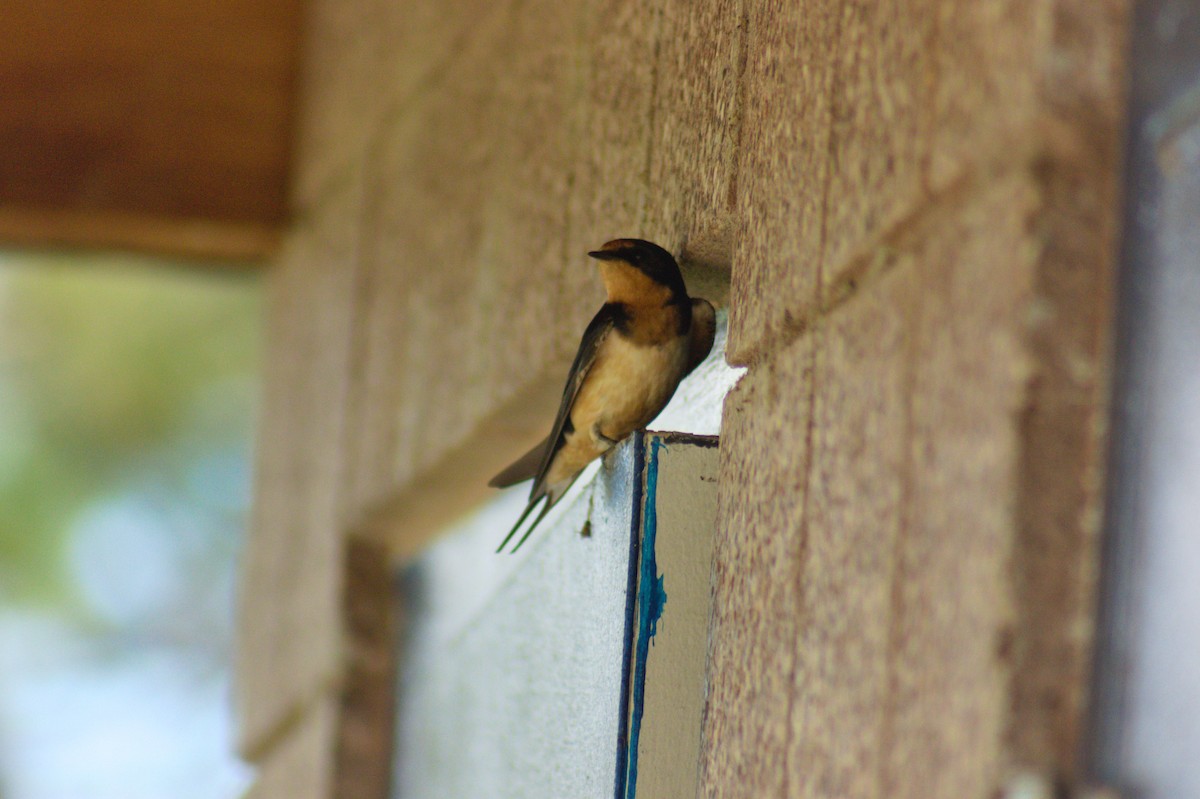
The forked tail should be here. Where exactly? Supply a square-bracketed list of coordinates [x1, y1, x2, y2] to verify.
[495, 494, 554, 554]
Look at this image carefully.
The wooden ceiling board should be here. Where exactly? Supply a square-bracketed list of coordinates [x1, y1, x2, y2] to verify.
[0, 0, 304, 258]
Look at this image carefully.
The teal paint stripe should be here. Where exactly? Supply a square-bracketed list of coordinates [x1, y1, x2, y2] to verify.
[612, 434, 645, 799]
[624, 436, 668, 799]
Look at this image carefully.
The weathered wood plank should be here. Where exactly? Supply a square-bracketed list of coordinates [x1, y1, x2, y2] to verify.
[0, 0, 302, 252]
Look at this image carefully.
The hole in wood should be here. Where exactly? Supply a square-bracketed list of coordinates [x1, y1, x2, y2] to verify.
[678, 215, 734, 308]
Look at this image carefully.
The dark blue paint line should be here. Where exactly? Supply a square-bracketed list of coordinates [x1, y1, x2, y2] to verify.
[612, 434, 645, 799]
[623, 436, 668, 799]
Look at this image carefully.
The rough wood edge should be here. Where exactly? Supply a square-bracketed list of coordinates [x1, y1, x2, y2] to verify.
[332, 537, 398, 799]
[1005, 0, 1131, 782]
[0, 206, 282, 262]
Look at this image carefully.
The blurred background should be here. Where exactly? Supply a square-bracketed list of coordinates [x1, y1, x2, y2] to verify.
[0, 253, 259, 798]
[0, 0, 298, 793]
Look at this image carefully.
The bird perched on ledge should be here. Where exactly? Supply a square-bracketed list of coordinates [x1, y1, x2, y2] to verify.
[491, 238, 716, 553]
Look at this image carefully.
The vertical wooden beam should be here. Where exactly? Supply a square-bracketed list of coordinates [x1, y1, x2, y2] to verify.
[333, 538, 398, 799]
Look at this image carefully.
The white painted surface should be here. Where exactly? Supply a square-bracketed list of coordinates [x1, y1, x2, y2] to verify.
[393, 443, 638, 799]
[628, 439, 720, 799]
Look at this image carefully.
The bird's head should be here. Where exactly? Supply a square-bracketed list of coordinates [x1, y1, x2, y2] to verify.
[588, 238, 687, 302]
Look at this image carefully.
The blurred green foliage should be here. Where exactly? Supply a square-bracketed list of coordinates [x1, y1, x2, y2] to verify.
[0, 253, 260, 611]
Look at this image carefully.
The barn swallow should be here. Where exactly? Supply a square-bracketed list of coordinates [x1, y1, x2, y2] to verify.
[491, 238, 716, 553]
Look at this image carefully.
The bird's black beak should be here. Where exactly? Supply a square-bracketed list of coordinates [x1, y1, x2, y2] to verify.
[588, 249, 622, 261]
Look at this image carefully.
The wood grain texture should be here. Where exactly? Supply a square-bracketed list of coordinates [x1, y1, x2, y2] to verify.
[0, 0, 301, 248]
[701, 332, 814, 797]
[642, 0, 745, 252]
[821, 0, 933, 287]
[332, 538, 398, 799]
[703, 172, 1044, 798]
[239, 0, 1130, 795]
[881, 176, 1040, 799]
[291, 0, 504, 212]
[725, 0, 836, 364]
[562, 0, 663, 255]
[786, 260, 914, 798]
[340, 0, 593, 523]
[726, 0, 1054, 364]
[1008, 0, 1129, 779]
[930, 0, 1045, 189]
[236, 173, 364, 757]
[338, 0, 743, 539]
[0, 207, 279, 261]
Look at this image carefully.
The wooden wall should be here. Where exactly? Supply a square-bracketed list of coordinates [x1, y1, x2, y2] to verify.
[239, 0, 1130, 796]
